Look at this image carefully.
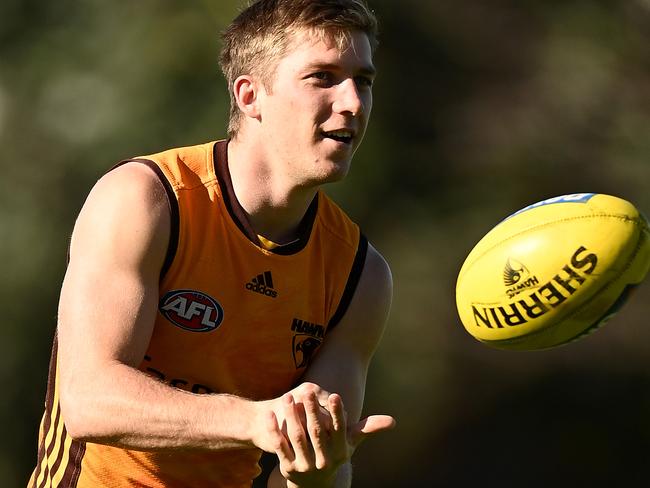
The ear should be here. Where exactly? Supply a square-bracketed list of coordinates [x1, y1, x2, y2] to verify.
[233, 75, 262, 120]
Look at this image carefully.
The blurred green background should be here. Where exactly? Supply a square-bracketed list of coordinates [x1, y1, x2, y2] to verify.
[2, 0, 649, 486]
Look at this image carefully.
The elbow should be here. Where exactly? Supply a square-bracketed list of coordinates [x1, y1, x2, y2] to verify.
[59, 388, 90, 441]
[59, 383, 104, 442]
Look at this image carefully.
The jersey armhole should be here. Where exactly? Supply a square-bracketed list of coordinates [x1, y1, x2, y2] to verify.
[109, 158, 180, 280]
[327, 234, 368, 331]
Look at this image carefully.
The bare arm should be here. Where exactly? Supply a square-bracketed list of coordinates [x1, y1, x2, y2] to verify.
[57, 163, 276, 452]
[267, 243, 396, 487]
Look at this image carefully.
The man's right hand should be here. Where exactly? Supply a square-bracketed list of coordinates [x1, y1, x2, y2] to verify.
[257, 382, 395, 488]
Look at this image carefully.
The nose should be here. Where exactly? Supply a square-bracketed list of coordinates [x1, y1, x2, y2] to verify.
[332, 78, 365, 116]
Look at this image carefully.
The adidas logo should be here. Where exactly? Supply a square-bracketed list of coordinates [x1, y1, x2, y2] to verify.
[245, 271, 278, 298]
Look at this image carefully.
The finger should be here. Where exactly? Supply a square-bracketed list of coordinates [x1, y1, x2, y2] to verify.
[283, 393, 314, 468]
[318, 404, 333, 433]
[265, 407, 294, 463]
[304, 391, 329, 469]
[293, 382, 332, 416]
[301, 382, 332, 409]
[327, 393, 348, 448]
[349, 414, 396, 449]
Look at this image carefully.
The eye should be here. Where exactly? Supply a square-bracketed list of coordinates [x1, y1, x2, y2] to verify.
[307, 71, 335, 86]
[354, 75, 374, 89]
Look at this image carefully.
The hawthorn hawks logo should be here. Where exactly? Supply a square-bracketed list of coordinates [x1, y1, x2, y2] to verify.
[159, 290, 224, 332]
[292, 335, 322, 369]
[291, 318, 324, 368]
[503, 258, 540, 299]
[503, 258, 530, 286]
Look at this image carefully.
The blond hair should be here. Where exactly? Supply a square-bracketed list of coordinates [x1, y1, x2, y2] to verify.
[219, 0, 378, 138]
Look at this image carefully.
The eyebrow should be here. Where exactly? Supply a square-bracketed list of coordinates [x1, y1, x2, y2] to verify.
[304, 62, 377, 77]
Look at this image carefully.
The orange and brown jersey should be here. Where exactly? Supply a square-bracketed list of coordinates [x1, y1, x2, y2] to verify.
[30, 140, 367, 487]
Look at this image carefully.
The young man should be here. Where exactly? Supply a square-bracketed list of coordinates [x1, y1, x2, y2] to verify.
[30, 0, 395, 487]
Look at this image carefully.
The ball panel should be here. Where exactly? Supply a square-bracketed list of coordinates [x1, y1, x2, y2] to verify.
[458, 194, 642, 279]
[455, 193, 650, 350]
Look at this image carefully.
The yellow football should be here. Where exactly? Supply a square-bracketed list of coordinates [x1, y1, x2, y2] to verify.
[455, 193, 650, 350]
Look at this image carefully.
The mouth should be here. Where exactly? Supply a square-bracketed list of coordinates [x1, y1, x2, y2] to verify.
[321, 129, 355, 145]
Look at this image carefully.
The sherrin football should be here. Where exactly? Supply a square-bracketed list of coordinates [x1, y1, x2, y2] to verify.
[455, 193, 650, 351]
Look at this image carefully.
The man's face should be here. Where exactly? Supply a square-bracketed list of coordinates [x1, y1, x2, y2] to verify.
[258, 29, 375, 187]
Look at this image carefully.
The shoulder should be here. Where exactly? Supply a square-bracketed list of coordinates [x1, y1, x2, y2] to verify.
[326, 241, 392, 356]
[363, 243, 392, 287]
[90, 161, 167, 200]
[355, 242, 393, 323]
[315, 192, 361, 249]
[79, 162, 170, 232]
[137, 141, 219, 190]
[70, 162, 171, 271]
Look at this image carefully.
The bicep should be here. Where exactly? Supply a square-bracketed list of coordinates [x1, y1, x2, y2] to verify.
[57, 163, 170, 389]
[302, 243, 392, 422]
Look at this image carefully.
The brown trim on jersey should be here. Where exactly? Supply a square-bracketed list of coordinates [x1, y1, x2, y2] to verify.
[327, 234, 368, 330]
[60, 435, 85, 488]
[111, 158, 180, 280]
[33, 331, 87, 488]
[272, 196, 318, 255]
[213, 140, 318, 255]
[32, 331, 59, 487]
[37, 420, 85, 488]
[213, 140, 260, 245]
[44, 414, 66, 485]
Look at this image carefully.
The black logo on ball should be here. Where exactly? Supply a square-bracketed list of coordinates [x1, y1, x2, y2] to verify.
[503, 258, 539, 298]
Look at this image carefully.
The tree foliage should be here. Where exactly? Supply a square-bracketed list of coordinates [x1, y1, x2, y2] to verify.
[2, 1, 648, 485]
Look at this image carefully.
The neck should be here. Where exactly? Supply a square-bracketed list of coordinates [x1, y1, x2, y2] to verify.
[227, 138, 319, 244]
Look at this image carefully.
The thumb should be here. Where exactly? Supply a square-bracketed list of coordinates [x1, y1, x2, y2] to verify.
[348, 414, 396, 448]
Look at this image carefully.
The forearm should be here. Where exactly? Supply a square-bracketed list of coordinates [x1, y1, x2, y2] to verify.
[333, 463, 352, 488]
[60, 361, 263, 451]
[268, 462, 352, 488]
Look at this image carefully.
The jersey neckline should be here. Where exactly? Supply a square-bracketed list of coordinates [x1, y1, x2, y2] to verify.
[212, 140, 318, 256]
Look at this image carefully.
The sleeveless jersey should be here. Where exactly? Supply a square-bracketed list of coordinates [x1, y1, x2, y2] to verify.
[30, 140, 367, 488]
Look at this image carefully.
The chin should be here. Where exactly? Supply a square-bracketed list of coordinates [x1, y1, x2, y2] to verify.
[301, 162, 350, 187]
[321, 158, 352, 184]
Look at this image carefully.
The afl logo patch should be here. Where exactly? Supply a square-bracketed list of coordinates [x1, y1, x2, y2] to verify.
[159, 290, 224, 332]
